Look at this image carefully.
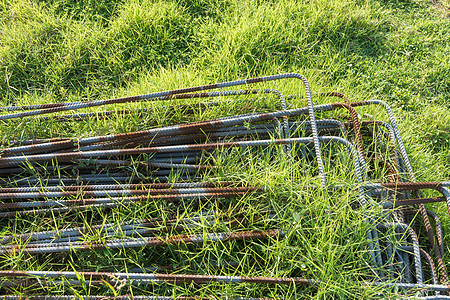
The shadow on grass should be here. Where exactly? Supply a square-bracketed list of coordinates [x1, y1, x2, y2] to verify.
[373, 0, 426, 11]
[38, 0, 124, 25]
[0, 1, 199, 103]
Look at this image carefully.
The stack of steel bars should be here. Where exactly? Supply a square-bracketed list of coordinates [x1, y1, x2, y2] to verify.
[0, 73, 449, 299]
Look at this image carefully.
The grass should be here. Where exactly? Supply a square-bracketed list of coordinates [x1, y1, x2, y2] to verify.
[0, 0, 449, 299]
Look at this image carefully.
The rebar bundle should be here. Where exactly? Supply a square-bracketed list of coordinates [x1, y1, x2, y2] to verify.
[0, 73, 448, 299]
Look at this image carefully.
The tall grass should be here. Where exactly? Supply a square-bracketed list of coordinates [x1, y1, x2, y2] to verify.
[0, 0, 448, 298]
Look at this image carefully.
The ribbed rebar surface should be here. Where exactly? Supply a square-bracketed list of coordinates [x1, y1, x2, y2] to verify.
[0, 74, 447, 300]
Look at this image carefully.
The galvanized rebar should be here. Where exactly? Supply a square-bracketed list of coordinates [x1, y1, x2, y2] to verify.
[0, 75, 447, 299]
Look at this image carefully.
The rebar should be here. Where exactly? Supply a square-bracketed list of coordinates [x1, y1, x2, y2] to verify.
[0, 74, 448, 299]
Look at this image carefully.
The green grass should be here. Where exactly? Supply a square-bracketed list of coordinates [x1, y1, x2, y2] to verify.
[0, 0, 448, 299]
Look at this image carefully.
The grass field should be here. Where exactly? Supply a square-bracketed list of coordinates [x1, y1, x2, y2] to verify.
[0, 0, 449, 299]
